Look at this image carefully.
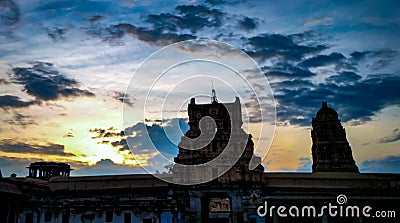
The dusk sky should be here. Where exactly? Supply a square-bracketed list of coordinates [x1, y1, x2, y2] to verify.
[0, 0, 399, 177]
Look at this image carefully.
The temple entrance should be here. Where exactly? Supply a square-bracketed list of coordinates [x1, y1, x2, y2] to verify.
[202, 193, 232, 223]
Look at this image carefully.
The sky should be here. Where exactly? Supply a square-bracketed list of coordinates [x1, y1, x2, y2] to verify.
[0, 0, 399, 177]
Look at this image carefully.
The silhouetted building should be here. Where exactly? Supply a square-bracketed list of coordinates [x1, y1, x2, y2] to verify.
[311, 102, 359, 173]
[27, 162, 72, 180]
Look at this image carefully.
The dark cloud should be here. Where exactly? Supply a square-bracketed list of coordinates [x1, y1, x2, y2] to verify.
[263, 62, 316, 79]
[146, 5, 224, 33]
[86, 7, 201, 46]
[350, 49, 398, 70]
[325, 71, 362, 85]
[112, 91, 133, 107]
[4, 113, 36, 128]
[334, 74, 400, 124]
[86, 4, 261, 46]
[298, 52, 346, 68]
[350, 51, 368, 61]
[246, 33, 327, 61]
[121, 118, 189, 156]
[101, 23, 196, 46]
[63, 129, 75, 138]
[271, 79, 314, 90]
[0, 95, 37, 108]
[146, 13, 179, 32]
[249, 30, 399, 127]
[89, 15, 105, 23]
[378, 129, 400, 144]
[0, 140, 75, 156]
[289, 30, 331, 45]
[11, 62, 95, 101]
[88, 126, 128, 152]
[351, 49, 397, 61]
[273, 73, 400, 126]
[98, 140, 110, 144]
[45, 27, 68, 41]
[359, 155, 400, 173]
[0, 0, 20, 29]
[239, 17, 257, 30]
[89, 127, 123, 139]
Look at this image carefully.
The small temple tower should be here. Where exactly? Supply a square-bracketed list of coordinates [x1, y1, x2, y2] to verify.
[311, 102, 359, 172]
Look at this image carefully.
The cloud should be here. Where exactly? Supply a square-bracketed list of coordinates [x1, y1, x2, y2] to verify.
[0, 139, 75, 156]
[0, 0, 20, 31]
[325, 71, 362, 85]
[271, 79, 314, 90]
[87, 120, 187, 163]
[11, 62, 95, 101]
[238, 17, 257, 30]
[289, 30, 331, 45]
[351, 49, 398, 61]
[85, 5, 214, 46]
[263, 62, 316, 79]
[0, 95, 37, 108]
[298, 52, 346, 68]
[359, 155, 400, 173]
[89, 127, 123, 139]
[63, 129, 76, 138]
[45, 27, 68, 42]
[254, 30, 400, 127]
[112, 91, 134, 107]
[246, 33, 327, 61]
[89, 15, 105, 23]
[305, 17, 333, 27]
[100, 23, 196, 46]
[350, 49, 398, 70]
[378, 129, 400, 143]
[84, 4, 260, 47]
[146, 5, 224, 33]
[110, 118, 189, 157]
[4, 113, 36, 128]
[120, 118, 189, 156]
[273, 73, 400, 126]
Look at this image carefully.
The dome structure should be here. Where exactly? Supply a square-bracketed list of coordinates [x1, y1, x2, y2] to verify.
[315, 101, 338, 121]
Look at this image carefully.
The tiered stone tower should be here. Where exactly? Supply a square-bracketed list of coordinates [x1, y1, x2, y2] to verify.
[174, 92, 264, 183]
[311, 102, 359, 172]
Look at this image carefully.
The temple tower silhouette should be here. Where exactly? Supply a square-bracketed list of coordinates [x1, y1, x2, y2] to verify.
[311, 102, 359, 172]
[174, 90, 264, 183]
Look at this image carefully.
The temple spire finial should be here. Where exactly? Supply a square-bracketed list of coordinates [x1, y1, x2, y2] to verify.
[211, 81, 218, 103]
